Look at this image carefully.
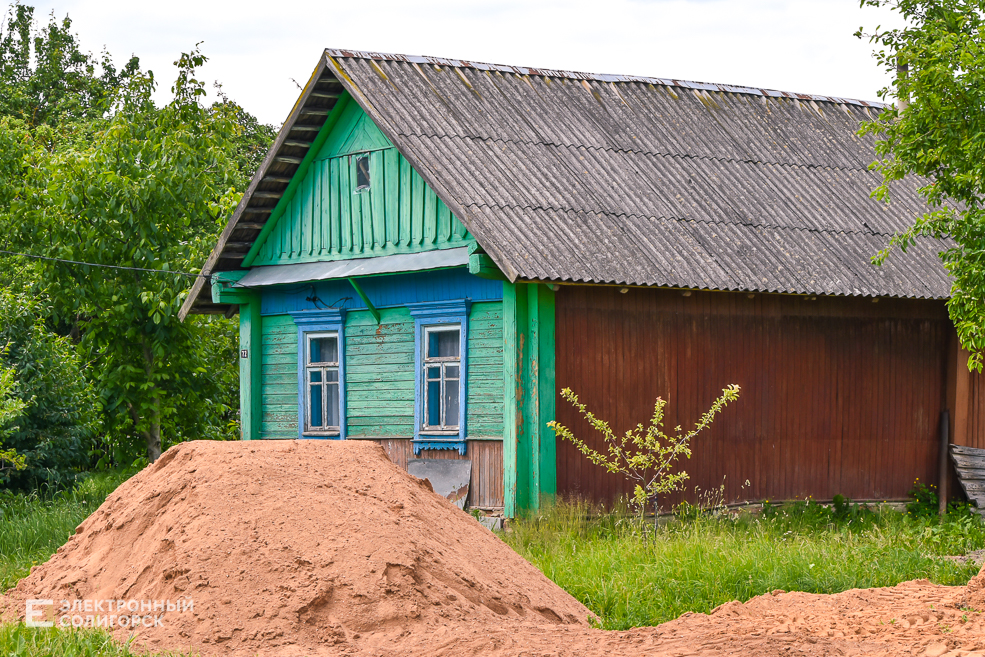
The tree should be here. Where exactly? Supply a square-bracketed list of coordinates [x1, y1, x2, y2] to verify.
[0, 2, 138, 126]
[859, 0, 985, 369]
[4, 49, 244, 462]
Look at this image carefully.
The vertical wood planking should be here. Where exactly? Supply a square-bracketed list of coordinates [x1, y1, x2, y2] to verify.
[260, 314, 299, 439]
[555, 287, 950, 506]
[372, 438, 504, 508]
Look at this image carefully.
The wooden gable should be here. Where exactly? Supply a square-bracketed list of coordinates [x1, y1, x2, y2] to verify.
[249, 96, 472, 267]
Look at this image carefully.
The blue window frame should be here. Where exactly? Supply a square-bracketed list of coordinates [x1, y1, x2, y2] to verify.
[408, 300, 470, 455]
[289, 308, 346, 439]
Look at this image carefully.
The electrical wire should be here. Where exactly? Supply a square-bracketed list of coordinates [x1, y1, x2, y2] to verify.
[0, 249, 207, 278]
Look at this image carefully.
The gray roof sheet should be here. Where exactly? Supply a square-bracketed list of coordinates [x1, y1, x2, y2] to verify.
[327, 50, 951, 299]
[181, 49, 952, 318]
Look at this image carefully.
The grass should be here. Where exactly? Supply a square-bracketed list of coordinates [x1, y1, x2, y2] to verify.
[501, 497, 985, 630]
[0, 623, 192, 656]
[0, 469, 137, 591]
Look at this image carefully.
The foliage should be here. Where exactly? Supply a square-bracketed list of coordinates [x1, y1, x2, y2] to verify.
[2, 46, 245, 461]
[503, 499, 985, 630]
[0, 288, 99, 490]
[0, 363, 27, 473]
[858, 0, 985, 370]
[548, 385, 741, 519]
[0, 2, 139, 127]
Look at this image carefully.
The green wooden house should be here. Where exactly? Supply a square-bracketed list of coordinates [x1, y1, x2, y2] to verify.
[183, 50, 968, 515]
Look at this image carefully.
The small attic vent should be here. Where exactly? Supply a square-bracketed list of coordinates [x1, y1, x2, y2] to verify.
[355, 155, 370, 190]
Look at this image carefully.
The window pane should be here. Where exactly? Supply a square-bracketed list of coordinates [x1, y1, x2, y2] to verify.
[309, 384, 323, 428]
[426, 380, 441, 426]
[444, 383, 459, 427]
[356, 155, 370, 189]
[310, 336, 338, 364]
[327, 383, 339, 427]
[445, 364, 460, 380]
[326, 368, 339, 383]
[425, 365, 441, 381]
[309, 370, 322, 383]
[427, 329, 460, 359]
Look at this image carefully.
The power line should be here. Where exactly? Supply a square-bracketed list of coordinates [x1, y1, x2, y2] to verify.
[0, 249, 207, 278]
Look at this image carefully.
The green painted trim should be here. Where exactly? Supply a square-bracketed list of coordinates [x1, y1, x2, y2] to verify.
[502, 281, 557, 517]
[212, 270, 250, 304]
[537, 284, 557, 498]
[239, 294, 262, 440]
[503, 281, 519, 517]
[469, 253, 507, 280]
[347, 277, 380, 324]
[242, 93, 353, 268]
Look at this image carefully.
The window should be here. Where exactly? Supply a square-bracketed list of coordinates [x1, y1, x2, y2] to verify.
[355, 154, 370, 190]
[305, 332, 340, 432]
[423, 326, 461, 430]
[408, 300, 470, 455]
[290, 308, 346, 439]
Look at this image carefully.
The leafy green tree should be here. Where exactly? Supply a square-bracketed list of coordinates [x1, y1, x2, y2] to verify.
[859, 0, 985, 369]
[0, 2, 139, 126]
[5, 49, 243, 461]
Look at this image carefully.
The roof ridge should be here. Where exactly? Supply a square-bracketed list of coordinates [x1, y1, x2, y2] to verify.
[325, 48, 887, 109]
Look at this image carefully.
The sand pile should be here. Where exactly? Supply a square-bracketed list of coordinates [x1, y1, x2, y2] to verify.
[4, 440, 589, 656]
[9, 439, 985, 656]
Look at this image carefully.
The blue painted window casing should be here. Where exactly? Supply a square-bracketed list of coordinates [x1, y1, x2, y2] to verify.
[409, 300, 470, 455]
[290, 308, 346, 439]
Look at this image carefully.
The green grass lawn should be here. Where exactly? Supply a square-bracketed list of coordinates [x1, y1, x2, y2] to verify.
[501, 498, 985, 630]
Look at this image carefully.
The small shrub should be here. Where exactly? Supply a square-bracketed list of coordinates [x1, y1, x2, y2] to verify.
[548, 384, 740, 522]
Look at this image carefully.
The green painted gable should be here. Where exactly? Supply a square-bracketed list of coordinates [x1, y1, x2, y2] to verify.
[250, 98, 472, 267]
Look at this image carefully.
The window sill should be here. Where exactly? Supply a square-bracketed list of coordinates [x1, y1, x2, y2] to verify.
[420, 429, 460, 436]
[414, 435, 467, 455]
[302, 432, 341, 438]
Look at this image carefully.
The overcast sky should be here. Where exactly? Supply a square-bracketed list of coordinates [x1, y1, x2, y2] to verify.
[19, 0, 904, 127]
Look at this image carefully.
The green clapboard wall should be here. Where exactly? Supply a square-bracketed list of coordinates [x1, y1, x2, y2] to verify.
[251, 99, 472, 266]
[259, 302, 504, 440]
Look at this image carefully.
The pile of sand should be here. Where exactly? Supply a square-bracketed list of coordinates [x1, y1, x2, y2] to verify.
[3, 440, 588, 655]
[8, 439, 985, 656]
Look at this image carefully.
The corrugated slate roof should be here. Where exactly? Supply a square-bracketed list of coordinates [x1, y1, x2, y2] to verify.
[181, 50, 950, 317]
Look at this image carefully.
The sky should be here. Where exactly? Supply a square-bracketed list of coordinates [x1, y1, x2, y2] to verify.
[17, 0, 905, 127]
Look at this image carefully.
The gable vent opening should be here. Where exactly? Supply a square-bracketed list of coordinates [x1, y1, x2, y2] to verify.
[355, 155, 371, 190]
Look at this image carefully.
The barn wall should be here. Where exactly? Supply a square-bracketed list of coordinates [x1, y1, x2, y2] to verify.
[555, 286, 951, 507]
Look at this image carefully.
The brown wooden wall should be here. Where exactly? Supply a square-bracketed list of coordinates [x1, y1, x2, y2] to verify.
[555, 287, 951, 507]
[370, 438, 504, 509]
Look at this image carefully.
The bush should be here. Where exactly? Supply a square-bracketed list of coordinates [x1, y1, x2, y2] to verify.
[0, 288, 100, 492]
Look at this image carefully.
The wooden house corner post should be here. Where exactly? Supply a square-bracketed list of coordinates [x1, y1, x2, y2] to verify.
[945, 325, 972, 503]
[535, 284, 557, 505]
[503, 281, 524, 517]
[503, 281, 557, 518]
[239, 294, 262, 441]
[212, 272, 262, 441]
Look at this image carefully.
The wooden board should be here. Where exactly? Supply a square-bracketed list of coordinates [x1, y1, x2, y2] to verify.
[950, 443, 985, 514]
